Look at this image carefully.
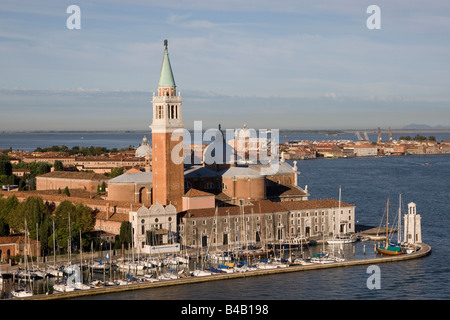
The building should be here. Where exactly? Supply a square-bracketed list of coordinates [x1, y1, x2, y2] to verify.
[182, 188, 216, 211]
[403, 202, 422, 244]
[0, 236, 41, 262]
[150, 40, 185, 213]
[36, 171, 109, 194]
[106, 171, 153, 206]
[105, 40, 355, 254]
[130, 203, 179, 254]
[178, 199, 355, 250]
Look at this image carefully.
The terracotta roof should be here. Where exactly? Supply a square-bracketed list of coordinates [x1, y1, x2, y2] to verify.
[179, 199, 354, 220]
[267, 184, 306, 198]
[0, 236, 40, 245]
[0, 190, 139, 210]
[181, 199, 287, 219]
[184, 188, 214, 198]
[280, 199, 355, 211]
[94, 211, 129, 223]
[37, 171, 109, 181]
[278, 185, 307, 197]
[215, 192, 231, 201]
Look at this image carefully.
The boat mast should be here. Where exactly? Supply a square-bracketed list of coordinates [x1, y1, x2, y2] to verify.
[398, 193, 402, 244]
[338, 186, 341, 236]
[53, 220, 56, 267]
[386, 198, 389, 247]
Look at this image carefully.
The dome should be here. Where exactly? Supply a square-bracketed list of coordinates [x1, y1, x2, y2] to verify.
[238, 123, 251, 138]
[135, 135, 152, 158]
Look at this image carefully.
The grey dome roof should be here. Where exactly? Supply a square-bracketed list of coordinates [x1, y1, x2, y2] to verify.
[135, 135, 152, 158]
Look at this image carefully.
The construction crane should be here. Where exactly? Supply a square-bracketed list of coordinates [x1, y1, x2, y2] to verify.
[355, 131, 363, 140]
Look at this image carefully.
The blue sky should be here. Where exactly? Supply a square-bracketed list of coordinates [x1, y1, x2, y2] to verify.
[1, 0, 450, 131]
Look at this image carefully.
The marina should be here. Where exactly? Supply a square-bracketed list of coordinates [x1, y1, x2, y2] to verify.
[0, 230, 431, 300]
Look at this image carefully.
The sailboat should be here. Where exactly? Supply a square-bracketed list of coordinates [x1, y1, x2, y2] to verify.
[327, 187, 357, 244]
[376, 198, 405, 256]
[11, 219, 33, 298]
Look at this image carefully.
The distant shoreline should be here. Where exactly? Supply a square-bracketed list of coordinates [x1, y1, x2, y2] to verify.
[2, 129, 450, 134]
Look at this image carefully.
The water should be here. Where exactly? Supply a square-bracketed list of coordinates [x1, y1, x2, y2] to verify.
[2, 130, 449, 152]
[78, 155, 449, 300]
[1, 133, 450, 301]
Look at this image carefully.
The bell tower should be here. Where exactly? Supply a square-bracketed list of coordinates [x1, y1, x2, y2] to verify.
[150, 40, 184, 211]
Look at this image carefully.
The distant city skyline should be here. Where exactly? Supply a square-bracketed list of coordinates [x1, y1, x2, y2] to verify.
[1, 1, 450, 131]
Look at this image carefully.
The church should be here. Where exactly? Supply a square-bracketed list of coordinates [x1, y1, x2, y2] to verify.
[106, 40, 355, 254]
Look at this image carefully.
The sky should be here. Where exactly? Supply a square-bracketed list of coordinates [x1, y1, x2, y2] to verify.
[1, 0, 450, 131]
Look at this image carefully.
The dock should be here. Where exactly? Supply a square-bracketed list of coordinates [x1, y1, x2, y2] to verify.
[9, 242, 431, 300]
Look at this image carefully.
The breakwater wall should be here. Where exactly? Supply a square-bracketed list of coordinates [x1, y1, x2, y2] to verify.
[15, 243, 431, 300]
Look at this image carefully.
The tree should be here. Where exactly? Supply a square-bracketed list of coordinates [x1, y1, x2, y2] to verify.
[110, 167, 124, 178]
[0, 160, 12, 176]
[8, 196, 48, 235]
[413, 134, 427, 141]
[53, 160, 63, 171]
[18, 179, 26, 191]
[116, 221, 132, 249]
[0, 195, 18, 221]
[53, 201, 94, 252]
[0, 217, 10, 236]
[63, 186, 70, 197]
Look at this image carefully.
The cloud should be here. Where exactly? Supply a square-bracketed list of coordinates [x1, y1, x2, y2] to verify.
[1, 0, 450, 131]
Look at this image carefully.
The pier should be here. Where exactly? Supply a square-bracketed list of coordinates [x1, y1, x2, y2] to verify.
[8, 242, 431, 300]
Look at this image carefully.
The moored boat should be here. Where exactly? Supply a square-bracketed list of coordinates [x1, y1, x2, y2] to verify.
[376, 199, 405, 256]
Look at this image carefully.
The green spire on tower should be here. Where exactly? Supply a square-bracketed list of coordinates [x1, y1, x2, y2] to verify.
[158, 39, 176, 88]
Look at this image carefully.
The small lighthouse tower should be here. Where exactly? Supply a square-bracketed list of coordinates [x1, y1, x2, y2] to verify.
[403, 202, 422, 244]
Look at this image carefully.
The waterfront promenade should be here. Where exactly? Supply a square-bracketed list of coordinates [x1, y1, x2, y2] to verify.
[10, 242, 431, 300]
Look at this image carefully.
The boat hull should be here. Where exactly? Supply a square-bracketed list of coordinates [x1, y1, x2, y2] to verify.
[376, 247, 405, 255]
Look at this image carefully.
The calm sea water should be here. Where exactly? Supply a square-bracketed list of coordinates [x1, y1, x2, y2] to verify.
[2, 130, 450, 152]
[79, 155, 448, 301]
[1, 132, 450, 301]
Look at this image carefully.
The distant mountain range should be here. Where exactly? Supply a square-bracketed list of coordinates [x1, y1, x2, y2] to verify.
[402, 124, 450, 130]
